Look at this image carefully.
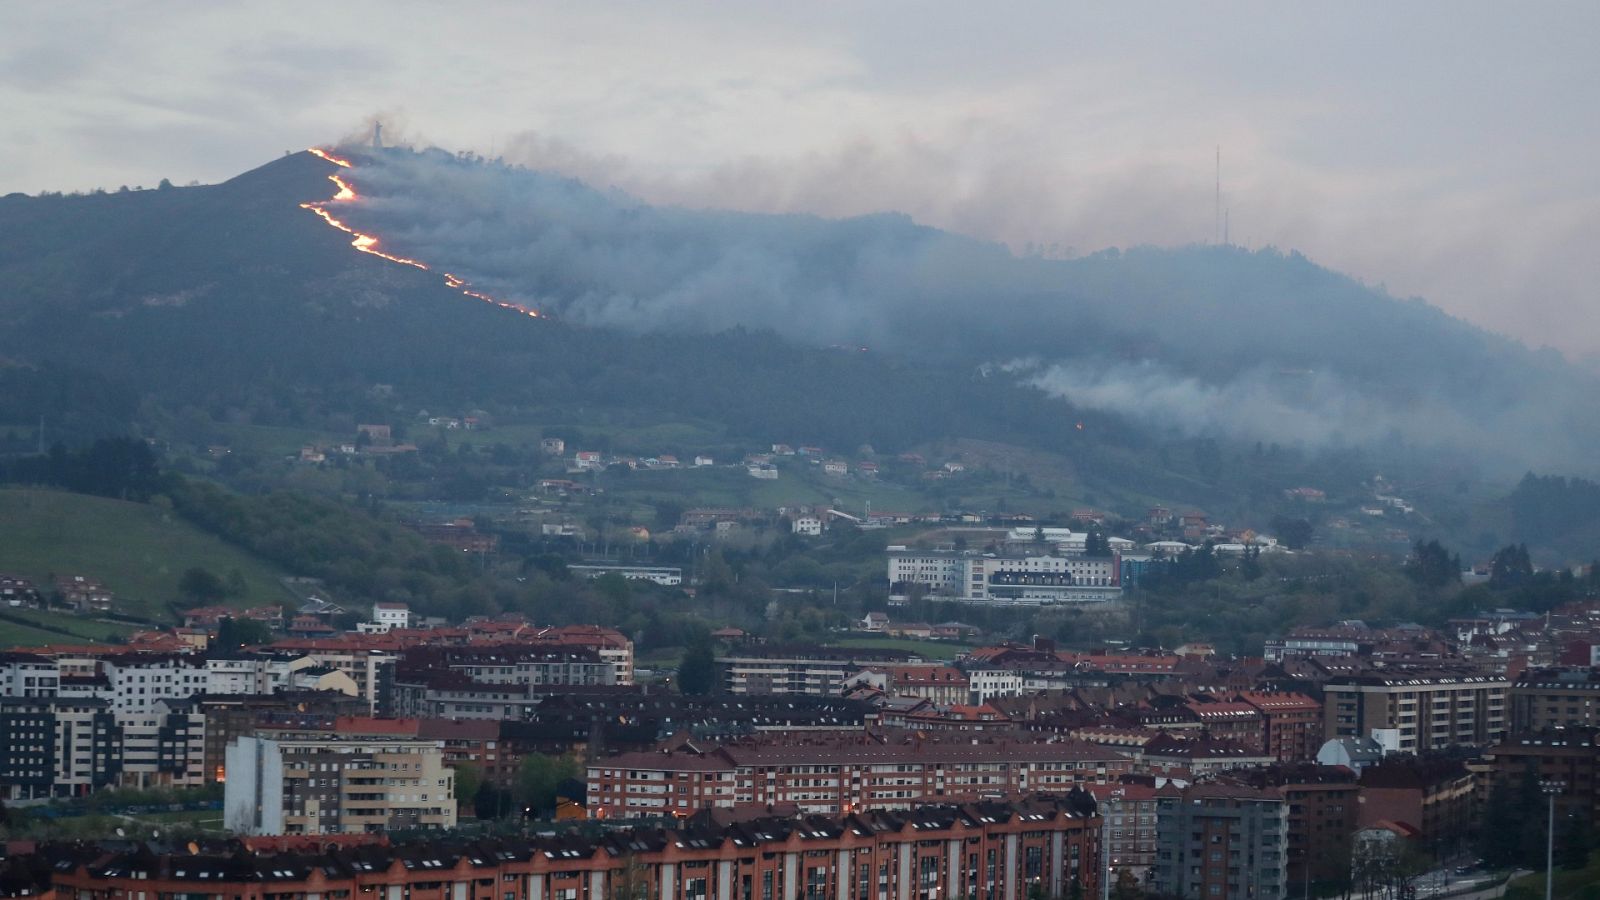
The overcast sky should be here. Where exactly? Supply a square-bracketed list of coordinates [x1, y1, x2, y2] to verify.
[4, 2, 1596, 360]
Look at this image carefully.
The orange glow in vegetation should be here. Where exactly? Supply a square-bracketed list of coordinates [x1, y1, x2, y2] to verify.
[308, 147, 353, 167]
[301, 147, 541, 318]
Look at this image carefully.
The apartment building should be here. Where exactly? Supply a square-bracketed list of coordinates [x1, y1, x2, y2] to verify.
[843, 665, 970, 704]
[886, 547, 1121, 604]
[117, 697, 207, 789]
[718, 645, 916, 695]
[1232, 765, 1360, 887]
[1090, 782, 1162, 886]
[1322, 671, 1509, 752]
[223, 730, 456, 836]
[1237, 692, 1324, 761]
[0, 697, 122, 799]
[587, 735, 1132, 818]
[1355, 757, 1475, 846]
[1510, 667, 1600, 730]
[0, 652, 60, 698]
[1486, 728, 1600, 825]
[199, 691, 369, 784]
[61, 795, 1103, 900]
[1152, 783, 1290, 900]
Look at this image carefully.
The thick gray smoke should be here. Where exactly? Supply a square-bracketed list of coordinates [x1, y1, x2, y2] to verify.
[328, 145, 1600, 475]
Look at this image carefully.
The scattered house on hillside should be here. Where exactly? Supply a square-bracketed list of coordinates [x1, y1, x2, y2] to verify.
[798, 446, 824, 459]
[573, 451, 603, 471]
[822, 460, 849, 476]
[372, 602, 412, 631]
[931, 621, 980, 640]
[897, 452, 926, 466]
[0, 575, 42, 608]
[356, 424, 392, 446]
[536, 478, 591, 497]
[54, 575, 113, 614]
[412, 519, 499, 555]
[298, 446, 326, 463]
[656, 455, 680, 469]
[541, 521, 583, 538]
[942, 461, 966, 473]
[693, 455, 715, 467]
[298, 597, 347, 618]
[856, 461, 879, 478]
[540, 437, 565, 456]
[771, 444, 795, 456]
[861, 611, 890, 632]
[792, 515, 823, 536]
[747, 463, 778, 480]
[1284, 487, 1326, 502]
[289, 615, 337, 638]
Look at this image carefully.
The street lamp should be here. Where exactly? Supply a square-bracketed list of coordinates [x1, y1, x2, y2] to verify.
[1540, 780, 1566, 900]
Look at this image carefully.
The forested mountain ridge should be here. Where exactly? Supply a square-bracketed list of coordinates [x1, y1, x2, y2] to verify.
[0, 148, 1594, 560]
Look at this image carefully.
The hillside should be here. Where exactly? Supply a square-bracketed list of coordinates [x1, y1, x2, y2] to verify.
[0, 147, 1594, 561]
[0, 488, 293, 618]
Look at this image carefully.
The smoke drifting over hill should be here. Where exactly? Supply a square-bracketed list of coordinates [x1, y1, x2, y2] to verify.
[326, 146, 1600, 474]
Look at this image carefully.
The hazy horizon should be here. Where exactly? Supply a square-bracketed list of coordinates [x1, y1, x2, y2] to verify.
[4, 1, 1596, 360]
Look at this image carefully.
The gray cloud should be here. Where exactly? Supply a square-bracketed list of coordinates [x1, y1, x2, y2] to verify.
[2, 1, 1596, 359]
[318, 145, 1599, 475]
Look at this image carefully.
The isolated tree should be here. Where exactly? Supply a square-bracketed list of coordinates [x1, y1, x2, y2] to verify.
[1404, 539, 1460, 587]
[515, 753, 580, 816]
[179, 566, 227, 603]
[1084, 526, 1111, 557]
[677, 633, 718, 696]
[1270, 515, 1315, 550]
[451, 762, 483, 814]
[1489, 543, 1535, 587]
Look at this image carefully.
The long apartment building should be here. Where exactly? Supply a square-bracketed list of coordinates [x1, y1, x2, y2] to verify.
[717, 645, 919, 696]
[587, 734, 1132, 818]
[1322, 670, 1509, 752]
[1510, 666, 1600, 730]
[223, 726, 456, 836]
[1152, 783, 1290, 900]
[60, 795, 1103, 900]
[887, 546, 1121, 604]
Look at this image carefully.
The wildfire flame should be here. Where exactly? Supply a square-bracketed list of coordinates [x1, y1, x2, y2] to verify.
[300, 147, 541, 319]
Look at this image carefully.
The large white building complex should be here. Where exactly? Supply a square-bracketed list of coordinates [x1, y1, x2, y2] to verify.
[887, 546, 1122, 604]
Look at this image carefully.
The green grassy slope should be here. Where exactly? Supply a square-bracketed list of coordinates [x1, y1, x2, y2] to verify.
[0, 487, 293, 619]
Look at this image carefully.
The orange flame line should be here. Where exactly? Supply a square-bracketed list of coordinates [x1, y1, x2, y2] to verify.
[308, 147, 352, 168]
[301, 148, 541, 318]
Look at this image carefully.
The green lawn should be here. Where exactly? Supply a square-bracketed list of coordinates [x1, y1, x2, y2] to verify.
[828, 636, 976, 660]
[0, 617, 93, 647]
[0, 608, 141, 646]
[0, 487, 294, 619]
[1507, 857, 1600, 900]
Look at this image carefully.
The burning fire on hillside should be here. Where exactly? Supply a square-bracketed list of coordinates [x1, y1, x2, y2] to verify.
[299, 148, 541, 319]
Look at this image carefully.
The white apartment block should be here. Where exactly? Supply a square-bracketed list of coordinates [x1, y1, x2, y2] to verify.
[967, 669, 1027, 703]
[888, 547, 1122, 604]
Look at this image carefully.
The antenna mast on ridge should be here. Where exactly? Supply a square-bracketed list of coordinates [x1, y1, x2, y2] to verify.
[372, 122, 383, 149]
[1214, 146, 1221, 245]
